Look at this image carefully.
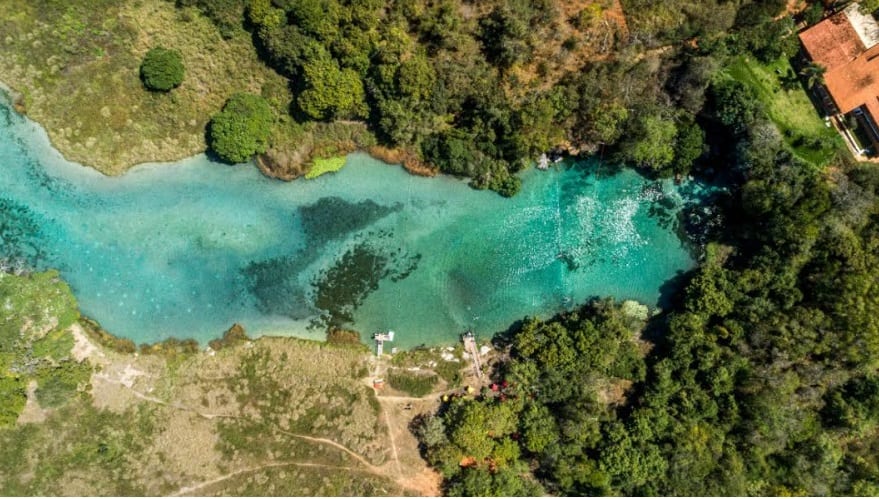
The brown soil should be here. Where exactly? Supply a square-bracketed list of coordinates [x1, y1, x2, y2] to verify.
[597, 378, 634, 406]
[778, 0, 808, 20]
[255, 151, 308, 181]
[368, 146, 439, 177]
[374, 393, 443, 496]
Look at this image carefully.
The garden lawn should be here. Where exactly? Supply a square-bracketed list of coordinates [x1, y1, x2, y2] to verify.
[725, 55, 846, 167]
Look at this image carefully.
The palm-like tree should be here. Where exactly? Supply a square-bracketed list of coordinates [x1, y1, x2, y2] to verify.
[800, 62, 827, 88]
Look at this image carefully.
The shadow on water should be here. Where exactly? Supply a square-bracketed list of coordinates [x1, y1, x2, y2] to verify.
[657, 268, 695, 310]
[641, 268, 699, 344]
[490, 318, 527, 350]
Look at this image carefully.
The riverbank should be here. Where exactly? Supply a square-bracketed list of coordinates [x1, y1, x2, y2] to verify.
[0, 0, 379, 179]
[0, 96, 701, 348]
[0, 269, 472, 495]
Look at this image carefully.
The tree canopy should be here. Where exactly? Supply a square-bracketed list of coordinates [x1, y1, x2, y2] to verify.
[208, 93, 274, 164]
[139, 47, 184, 92]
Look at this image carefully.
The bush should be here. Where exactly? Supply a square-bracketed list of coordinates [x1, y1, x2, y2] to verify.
[35, 360, 92, 408]
[387, 370, 438, 397]
[208, 93, 274, 163]
[209, 323, 250, 351]
[140, 47, 185, 92]
[0, 375, 26, 427]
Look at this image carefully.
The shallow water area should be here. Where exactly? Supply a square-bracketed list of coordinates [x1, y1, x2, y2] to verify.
[0, 101, 706, 348]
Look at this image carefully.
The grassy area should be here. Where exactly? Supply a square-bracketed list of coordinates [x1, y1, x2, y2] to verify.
[0, 0, 289, 173]
[387, 370, 439, 397]
[305, 156, 348, 179]
[391, 345, 465, 386]
[0, 0, 381, 176]
[724, 55, 846, 167]
[0, 270, 436, 495]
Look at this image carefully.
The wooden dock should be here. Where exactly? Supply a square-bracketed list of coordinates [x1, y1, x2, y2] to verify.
[462, 331, 483, 380]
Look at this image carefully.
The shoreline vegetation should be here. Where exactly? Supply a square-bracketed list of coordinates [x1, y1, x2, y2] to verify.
[0, 0, 431, 180]
[0, 0, 637, 194]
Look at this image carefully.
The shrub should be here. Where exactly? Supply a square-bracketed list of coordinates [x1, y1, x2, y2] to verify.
[208, 93, 274, 163]
[140, 47, 185, 92]
[209, 323, 250, 351]
[387, 370, 438, 397]
[0, 375, 26, 427]
[34, 360, 92, 408]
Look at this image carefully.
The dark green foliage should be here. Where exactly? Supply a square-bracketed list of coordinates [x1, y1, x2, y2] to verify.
[240, 0, 570, 195]
[387, 370, 437, 397]
[446, 466, 543, 496]
[619, 113, 678, 170]
[738, 16, 799, 63]
[35, 360, 91, 408]
[417, 299, 648, 495]
[139, 47, 184, 92]
[710, 78, 761, 133]
[423, 5, 879, 494]
[208, 92, 273, 163]
[822, 375, 879, 432]
[673, 120, 706, 174]
[478, 7, 529, 69]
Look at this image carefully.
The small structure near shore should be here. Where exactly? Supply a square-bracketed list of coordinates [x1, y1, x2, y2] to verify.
[373, 331, 394, 357]
[462, 330, 484, 380]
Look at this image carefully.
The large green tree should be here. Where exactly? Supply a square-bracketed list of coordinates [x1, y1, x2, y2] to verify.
[297, 56, 367, 120]
[621, 114, 678, 170]
[208, 93, 274, 164]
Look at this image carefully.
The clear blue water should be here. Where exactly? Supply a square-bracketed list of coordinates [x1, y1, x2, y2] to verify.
[0, 100, 707, 348]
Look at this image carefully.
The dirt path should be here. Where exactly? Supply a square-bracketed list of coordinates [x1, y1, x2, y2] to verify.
[381, 404, 403, 476]
[99, 370, 432, 494]
[372, 389, 442, 496]
[277, 431, 384, 475]
[168, 461, 363, 496]
[375, 393, 445, 402]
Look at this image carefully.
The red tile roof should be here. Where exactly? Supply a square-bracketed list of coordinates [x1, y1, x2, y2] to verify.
[800, 12, 865, 71]
[799, 10, 879, 115]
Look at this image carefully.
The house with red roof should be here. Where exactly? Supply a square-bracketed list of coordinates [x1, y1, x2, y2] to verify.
[799, 2, 879, 155]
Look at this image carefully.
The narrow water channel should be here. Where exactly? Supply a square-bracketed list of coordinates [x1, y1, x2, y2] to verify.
[0, 101, 707, 347]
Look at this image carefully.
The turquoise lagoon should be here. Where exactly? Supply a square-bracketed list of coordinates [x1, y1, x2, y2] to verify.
[0, 102, 706, 348]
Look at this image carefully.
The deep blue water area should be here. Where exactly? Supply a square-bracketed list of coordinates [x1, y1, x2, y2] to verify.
[0, 100, 712, 347]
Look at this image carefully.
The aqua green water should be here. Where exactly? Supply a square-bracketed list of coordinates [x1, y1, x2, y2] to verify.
[0, 101, 705, 347]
